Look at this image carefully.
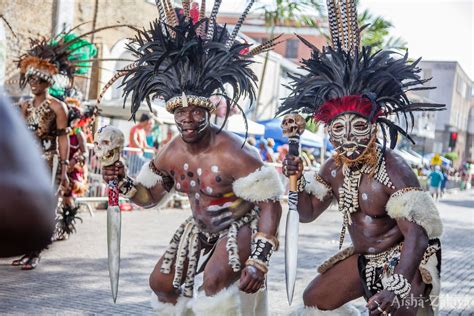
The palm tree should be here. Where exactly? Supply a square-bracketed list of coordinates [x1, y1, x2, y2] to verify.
[358, 9, 407, 51]
[253, 0, 324, 120]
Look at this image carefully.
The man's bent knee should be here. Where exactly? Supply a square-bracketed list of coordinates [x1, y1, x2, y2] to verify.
[303, 285, 340, 310]
[203, 269, 234, 296]
[149, 271, 176, 296]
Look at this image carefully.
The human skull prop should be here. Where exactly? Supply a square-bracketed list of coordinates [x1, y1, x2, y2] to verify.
[281, 114, 306, 137]
[94, 125, 124, 166]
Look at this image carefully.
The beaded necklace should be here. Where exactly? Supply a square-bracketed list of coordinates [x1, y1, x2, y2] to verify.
[337, 146, 395, 248]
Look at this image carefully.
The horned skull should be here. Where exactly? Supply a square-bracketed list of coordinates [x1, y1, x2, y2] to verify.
[94, 125, 124, 166]
[281, 114, 306, 137]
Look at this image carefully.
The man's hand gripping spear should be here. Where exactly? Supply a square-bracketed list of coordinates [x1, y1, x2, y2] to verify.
[281, 114, 306, 305]
[93, 125, 125, 303]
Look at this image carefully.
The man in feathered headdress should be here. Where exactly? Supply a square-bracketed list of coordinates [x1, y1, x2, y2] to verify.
[99, 1, 283, 314]
[12, 23, 131, 269]
[280, 1, 444, 315]
[13, 36, 72, 270]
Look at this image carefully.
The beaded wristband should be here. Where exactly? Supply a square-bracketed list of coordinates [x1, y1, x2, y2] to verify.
[118, 176, 138, 199]
[384, 273, 411, 299]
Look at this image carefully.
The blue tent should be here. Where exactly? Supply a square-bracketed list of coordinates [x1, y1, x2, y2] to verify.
[258, 118, 322, 148]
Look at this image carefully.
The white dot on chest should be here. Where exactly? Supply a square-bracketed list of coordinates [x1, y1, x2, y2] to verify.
[362, 193, 368, 200]
[211, 165, 219, 173]
[331, 170, 337, 178]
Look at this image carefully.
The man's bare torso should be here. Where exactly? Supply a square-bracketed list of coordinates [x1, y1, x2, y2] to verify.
[323, 150, 416, 254]
[155, 128, 257, 233]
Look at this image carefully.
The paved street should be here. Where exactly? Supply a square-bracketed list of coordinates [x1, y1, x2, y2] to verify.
[1, 191, 473, 315]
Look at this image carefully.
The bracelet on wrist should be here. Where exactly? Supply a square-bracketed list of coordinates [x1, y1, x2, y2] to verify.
[246, 232, 278, 274]
[297, 175, 307, 193]
[245, 258, 268, 274]
[118, 176, 138, 199]
[383, 273, 411, 299]
[60, 159, 70, 166]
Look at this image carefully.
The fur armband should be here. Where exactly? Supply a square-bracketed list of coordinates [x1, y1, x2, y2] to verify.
[232, 165, 284, 202]
[386, 188, 443, 238]
[302, 171, 332, 201]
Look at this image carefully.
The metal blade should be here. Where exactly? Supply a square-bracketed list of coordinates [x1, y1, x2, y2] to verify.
[285, 190, 300, 306]
[107, 205, 121, 303]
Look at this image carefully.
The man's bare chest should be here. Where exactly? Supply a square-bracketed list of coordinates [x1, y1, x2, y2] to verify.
[165, 159, 233, 198]
[332, 173, 390, 217]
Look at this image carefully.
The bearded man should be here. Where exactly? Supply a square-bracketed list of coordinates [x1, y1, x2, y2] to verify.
[279, 1, 444, 315]
[99, 1, 284, 314]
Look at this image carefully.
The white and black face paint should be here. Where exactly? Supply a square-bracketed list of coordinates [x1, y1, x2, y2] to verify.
[328, 113, 374, 160]
[174, 106, 210, 143]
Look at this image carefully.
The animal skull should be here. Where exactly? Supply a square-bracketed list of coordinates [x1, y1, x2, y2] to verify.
[281, 114, 306, 137]
[94, 125, 124, 166]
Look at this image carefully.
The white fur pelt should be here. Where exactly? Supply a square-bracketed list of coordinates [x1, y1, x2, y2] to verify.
[303, 171, 331, 201]
[136, 161, 162, 189]
[294, 304, 361, 316]
[190, 283, 241, 316]
[189, 283, 268, 316]
[232, 165, 284, 202]
[420, 254, 441, 315]
[386, 190, 443, 238]
[150, 292, 191, 316]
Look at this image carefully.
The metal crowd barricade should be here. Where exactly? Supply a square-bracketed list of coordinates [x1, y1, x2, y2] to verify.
[75, 144, 155, 215]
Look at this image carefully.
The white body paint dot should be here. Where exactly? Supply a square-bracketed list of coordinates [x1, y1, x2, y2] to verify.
[331, 170, 337, 177]
[362, 193, 368, 200]
[183, 163, 189, 170]
[197, 168, 202, 176]
[206, 186, 213, 194]
[176, 183, 181, 190]
[195, 193, 200, 200]
[190, 180, 196, 187]
[211, 165, 219, 173]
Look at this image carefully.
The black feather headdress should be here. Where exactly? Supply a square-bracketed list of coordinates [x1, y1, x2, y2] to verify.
[277, 0, 445, 150]
[18, 24, 136, 89]
[98, 0, 282, 123]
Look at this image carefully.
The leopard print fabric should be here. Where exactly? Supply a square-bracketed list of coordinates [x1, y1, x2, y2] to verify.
[24, 99, 58, 156]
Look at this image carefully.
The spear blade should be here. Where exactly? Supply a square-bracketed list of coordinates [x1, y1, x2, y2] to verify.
[107, 180, 121, 303]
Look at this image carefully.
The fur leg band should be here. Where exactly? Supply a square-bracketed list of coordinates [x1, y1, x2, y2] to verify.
[150, 292, 191, 315]
[295, 304, 361, 315]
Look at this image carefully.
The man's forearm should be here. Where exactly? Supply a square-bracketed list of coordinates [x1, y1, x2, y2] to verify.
[58, 135, 69, 176]
[118, 175, 169, 209]
[257, 201, 282, 236]
[129, 183, 159, 208]
[394, 228, 428, 283]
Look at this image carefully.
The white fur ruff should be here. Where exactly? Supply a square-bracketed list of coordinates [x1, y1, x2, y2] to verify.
[190, 284, 241, 316]
[303, 171, 331, 201]
[150, 292, 191, 316]
[295, 304, 361, 316]
[422, 254, 441, 315]
[232, 165, 284, 202]
[189, 283, 268, 316]
[386, 190, 443, 238]
[136, 162, 162, 189]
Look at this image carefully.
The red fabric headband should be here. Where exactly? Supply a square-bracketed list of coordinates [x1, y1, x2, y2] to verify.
[314, 95, 382, 124]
